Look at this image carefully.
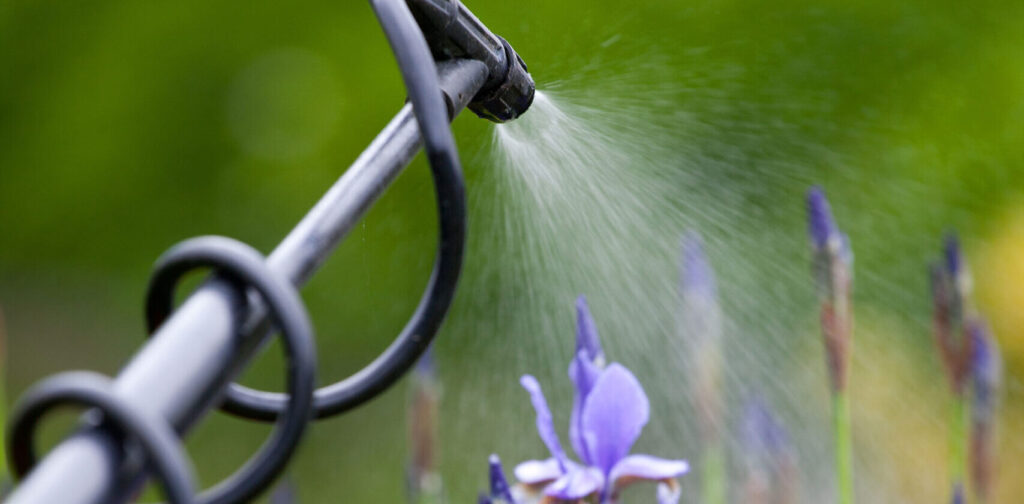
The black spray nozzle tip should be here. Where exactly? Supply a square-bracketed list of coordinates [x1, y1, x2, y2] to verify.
[468, 37, 535, 123]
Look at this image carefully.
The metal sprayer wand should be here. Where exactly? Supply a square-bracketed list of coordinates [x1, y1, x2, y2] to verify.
[3, 1, 534, 502]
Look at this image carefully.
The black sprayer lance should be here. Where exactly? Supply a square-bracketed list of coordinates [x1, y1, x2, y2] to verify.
[3, 1, 534, 503]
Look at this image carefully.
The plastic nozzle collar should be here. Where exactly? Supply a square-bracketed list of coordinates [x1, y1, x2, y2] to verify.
[468, 37, 535, 123]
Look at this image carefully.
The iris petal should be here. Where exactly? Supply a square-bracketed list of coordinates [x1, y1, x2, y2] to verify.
[544, 466, 605, 501]
[569, 350, 601, 465]
[520, 375, 571, 470]
[657, 480, 682, 504]
[608, 454, 689, 489]
[513, 458, 564, 485]
[581, 363, 650, 475]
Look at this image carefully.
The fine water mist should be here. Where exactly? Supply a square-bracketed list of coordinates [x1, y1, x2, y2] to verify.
[438, 54, 1022, 502]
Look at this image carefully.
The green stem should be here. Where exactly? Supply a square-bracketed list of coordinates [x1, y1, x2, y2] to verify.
[833, 392, 854, 504]
[950, 396, 968, 502]
[701, 439, 726, 504]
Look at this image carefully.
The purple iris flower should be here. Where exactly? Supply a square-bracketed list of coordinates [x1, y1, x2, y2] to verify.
[513, 298, 689, 503]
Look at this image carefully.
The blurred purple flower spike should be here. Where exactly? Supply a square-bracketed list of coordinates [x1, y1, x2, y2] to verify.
[807, 186, 839, 250]
[681, 232, 716, 300]
[969, 319, 1001, 503]
[806, 187, 853, 393]
[944, 234, 963, 279]
[743, 397, 791, 458]
[970, 320, 1000, 420]
[741, 397, 798, 504]
[679, 230, 726, 500]
[930, 234, 974, 396]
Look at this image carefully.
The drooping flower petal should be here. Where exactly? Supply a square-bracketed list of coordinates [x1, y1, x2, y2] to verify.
[608, 454, 689, 490]
[656, 480, 682, 504]
[581, 363, 650, 476]
[544, 466, 605, 501]
[520, 375, 571, 470]
[514, 458, 563, 486]
[575, 296, 604, 364]
[569, 350, 601, 465]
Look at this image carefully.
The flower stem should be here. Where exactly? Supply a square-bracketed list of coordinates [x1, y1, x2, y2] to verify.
[950, 396, 968, 502]
[701, 439, 726, 504]
[833, 392, 854, 504]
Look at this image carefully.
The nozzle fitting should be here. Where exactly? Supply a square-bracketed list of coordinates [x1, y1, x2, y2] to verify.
[406, 0, 535, 122]
[467, 37, 534, 122]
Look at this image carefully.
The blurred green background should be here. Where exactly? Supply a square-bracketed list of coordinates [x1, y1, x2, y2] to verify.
[1, 0, 1022, 502]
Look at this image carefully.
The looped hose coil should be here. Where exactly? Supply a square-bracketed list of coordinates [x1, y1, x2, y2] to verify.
[7, 372, 197, 504]
[145, 236, 317, 504]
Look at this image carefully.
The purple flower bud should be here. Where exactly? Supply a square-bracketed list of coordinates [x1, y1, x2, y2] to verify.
[487, 454, 515, 502]
[575, 296, 604, 364]
[681, 232, 716, 300]
[944, 234, 963, 278]
[806, 186, 853, 393]
[807, 186, 838, 250]
[930, 235, 974, 396]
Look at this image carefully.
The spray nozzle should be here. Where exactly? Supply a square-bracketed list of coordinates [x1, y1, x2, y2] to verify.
[407, 0, 535, 122]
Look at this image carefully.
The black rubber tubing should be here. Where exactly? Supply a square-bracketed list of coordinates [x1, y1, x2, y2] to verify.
[145, 236, 316, 504]
[7, 372, 197, 504]
[211, 0, 467, 421]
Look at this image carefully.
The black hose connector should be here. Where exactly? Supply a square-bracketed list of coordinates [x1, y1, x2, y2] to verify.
[407, 0, 535, 122]
[468, 37, 534, 122]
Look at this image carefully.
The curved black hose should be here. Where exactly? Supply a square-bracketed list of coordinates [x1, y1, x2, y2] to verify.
[145, 236, 316, 504]
[7, 372, 197, 504]
[217, 0, 467, 420]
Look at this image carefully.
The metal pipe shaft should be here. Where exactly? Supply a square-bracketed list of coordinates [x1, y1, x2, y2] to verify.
[5, 59, 488, 504]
